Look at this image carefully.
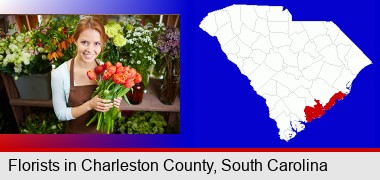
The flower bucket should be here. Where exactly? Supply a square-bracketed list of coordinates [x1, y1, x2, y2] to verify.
[14, 73, 51, 100]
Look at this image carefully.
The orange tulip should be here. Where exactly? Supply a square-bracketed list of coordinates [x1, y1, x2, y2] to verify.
[94, 65, 105, 74]
[116, 66, 125, 74]
[87, 70, 96, 80]
[128, 68, 137, 79]
[112, 73, 127, 84]
[124, 78, 135, 88]
[115, 62, 123, 68]
[134, 73, 142, 83]
[104, 61, 112, 69]
[107, 66, 116, 75]
[102, 72, 112, 80]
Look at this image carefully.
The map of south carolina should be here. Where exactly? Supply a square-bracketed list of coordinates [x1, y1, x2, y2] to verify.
[199, 5, 372, 141]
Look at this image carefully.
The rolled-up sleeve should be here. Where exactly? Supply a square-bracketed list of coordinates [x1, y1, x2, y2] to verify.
[51, 66, 74, 121]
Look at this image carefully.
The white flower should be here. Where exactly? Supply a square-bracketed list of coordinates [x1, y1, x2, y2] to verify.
[20, 51, 31, 65]
[14, 63, 22, 73]
[136, 60, 141, 64]
[9, 44, 18, 52]
[127, 39, 134, 44]
[16, 35, 23, 42]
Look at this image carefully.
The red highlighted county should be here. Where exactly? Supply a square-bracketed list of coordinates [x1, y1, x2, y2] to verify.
[304, 91, 346, 122]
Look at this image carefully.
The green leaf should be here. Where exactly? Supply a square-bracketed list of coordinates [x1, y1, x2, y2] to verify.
[123, 95, 131, 106]
[86, 113, 98, 126]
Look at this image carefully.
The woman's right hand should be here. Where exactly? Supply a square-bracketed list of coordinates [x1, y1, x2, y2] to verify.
[87, 95, 113, 112]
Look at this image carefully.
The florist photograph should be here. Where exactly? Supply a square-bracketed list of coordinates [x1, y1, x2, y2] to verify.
[0, 14, 180, 134]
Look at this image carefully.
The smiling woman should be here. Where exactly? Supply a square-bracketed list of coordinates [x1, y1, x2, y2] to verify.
[0, 14, 180, 134]
[51, 16, 122, 134]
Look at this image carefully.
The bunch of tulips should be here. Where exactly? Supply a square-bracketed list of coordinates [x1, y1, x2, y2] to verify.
[86, 61, 142, 133]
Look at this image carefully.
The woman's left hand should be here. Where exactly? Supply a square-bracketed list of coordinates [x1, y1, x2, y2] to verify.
[113, 97, 122, 109]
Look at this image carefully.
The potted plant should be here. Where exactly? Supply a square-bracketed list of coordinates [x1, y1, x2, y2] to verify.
[0, 29, 51, 99]
[117, 111, 167, 134]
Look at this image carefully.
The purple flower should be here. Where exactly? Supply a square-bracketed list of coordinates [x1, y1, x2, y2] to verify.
[157, 27, 180, 60]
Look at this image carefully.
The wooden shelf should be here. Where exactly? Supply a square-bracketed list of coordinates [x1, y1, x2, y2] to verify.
[120, 94, 179, 112]
[9, 99, 53, 107]
[120, 79, 180, 112]
[1, 73, 180, 128]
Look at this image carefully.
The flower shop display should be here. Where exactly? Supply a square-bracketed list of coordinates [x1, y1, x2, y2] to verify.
[86, 61, 142, 134]
[0, 30, 40, 77]
[102, 21, 127, 63]
[19, 111, 66, 134]
[103, 16, 165, 92]
[0, 16, 79, 99]
[0, 16, 79, 77]
[118, 111, 167, 134]
[33, 15, 79, 68]
[156, 27, 180, 105]
[0, 29, 52, 99]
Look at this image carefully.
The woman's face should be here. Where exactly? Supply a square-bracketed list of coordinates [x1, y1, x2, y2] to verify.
[75, 28, 102, 63]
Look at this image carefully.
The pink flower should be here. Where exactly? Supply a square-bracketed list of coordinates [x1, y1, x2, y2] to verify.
[25, 37, 30, 43]
[41, 29, 47, 35]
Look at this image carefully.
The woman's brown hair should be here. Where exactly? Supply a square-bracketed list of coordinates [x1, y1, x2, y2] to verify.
[73, 16, 108, 51]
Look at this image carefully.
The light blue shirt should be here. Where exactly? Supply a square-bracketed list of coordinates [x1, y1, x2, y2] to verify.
[51, 62, 74, 121]
[51, 60, 103, 121]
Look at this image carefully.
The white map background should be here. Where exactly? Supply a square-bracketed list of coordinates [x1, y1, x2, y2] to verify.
[200, 5, 372, 141]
